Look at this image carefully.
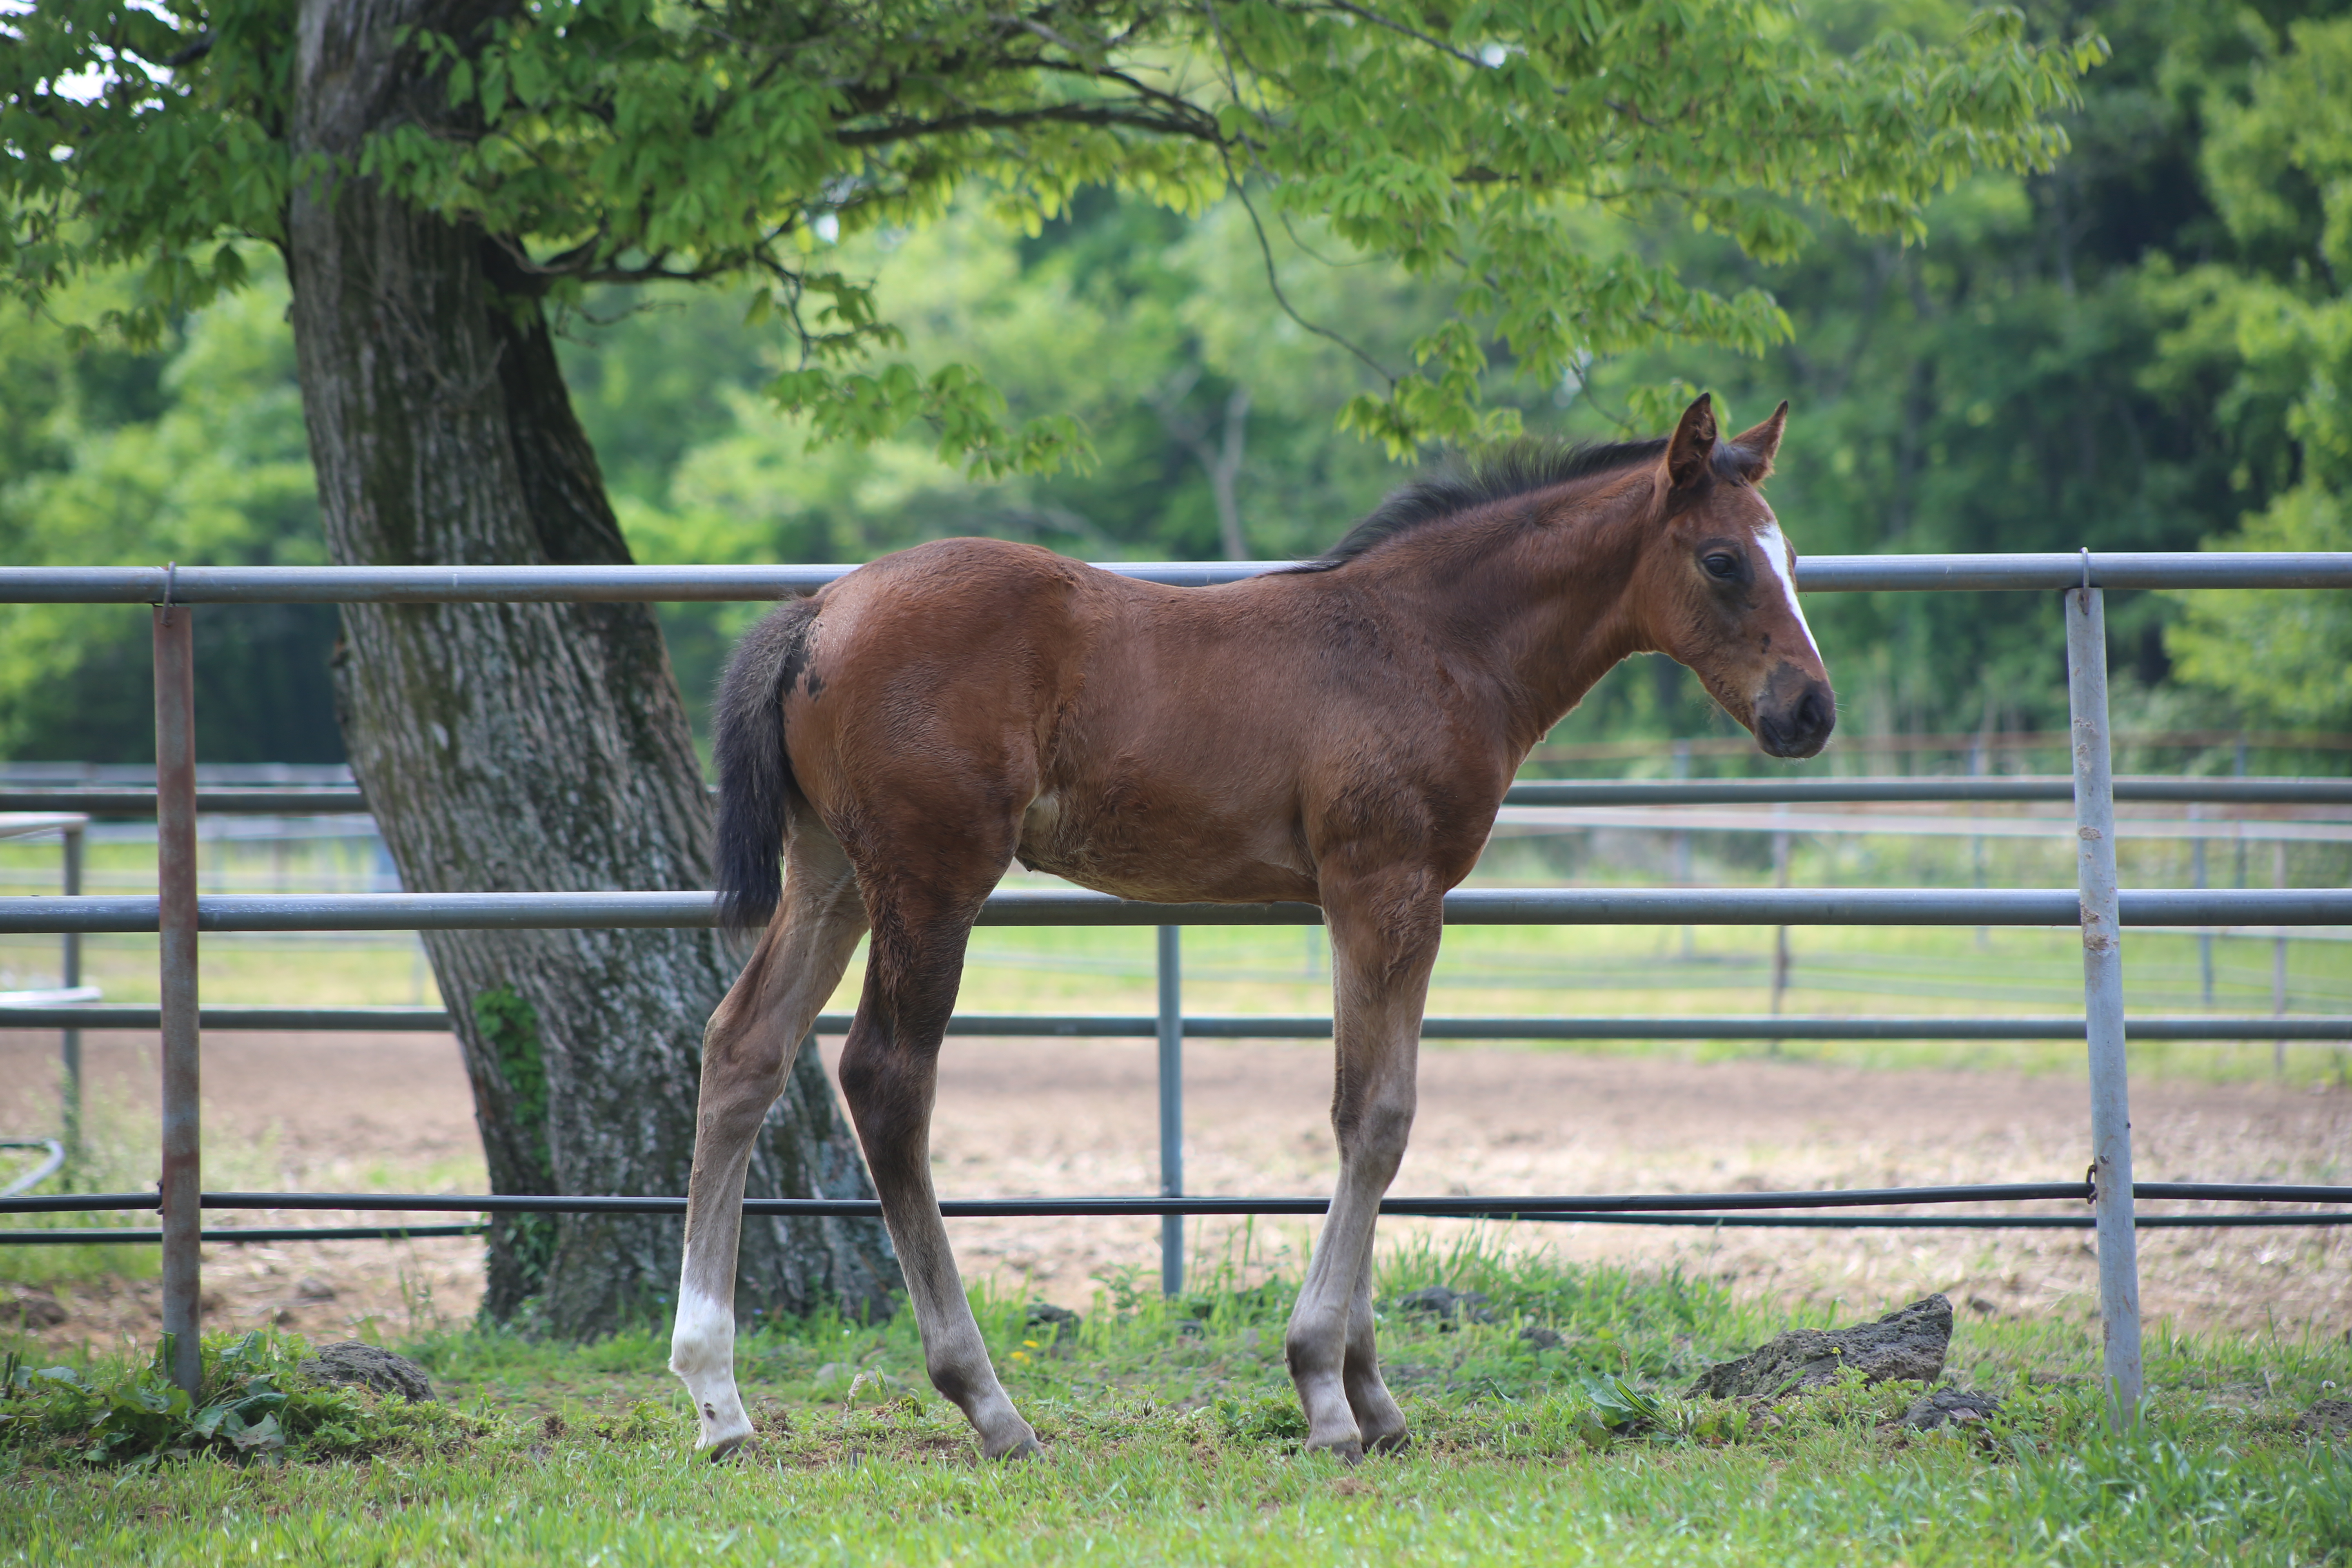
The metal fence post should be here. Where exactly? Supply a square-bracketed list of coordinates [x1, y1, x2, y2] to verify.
[61, 821, 83, 1163]
[2192, 804, 2214, 1006]
[154, 598, 203, 1398]
[1671, 739, 1693, 960]
[1970, 728, 1989, 950]
[1156, 924, 1183, 1296]
[2065, 575, 2143, 1426]
[2272, 841, 2290, 1074]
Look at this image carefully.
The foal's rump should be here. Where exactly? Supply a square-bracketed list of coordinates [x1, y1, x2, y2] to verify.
[711, 539, 1112, 924]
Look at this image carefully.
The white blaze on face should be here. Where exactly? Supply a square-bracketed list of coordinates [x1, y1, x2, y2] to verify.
[1753, 519, 1821, 664]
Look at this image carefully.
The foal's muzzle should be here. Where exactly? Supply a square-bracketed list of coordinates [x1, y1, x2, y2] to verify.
[1755, 666, 1836, 759]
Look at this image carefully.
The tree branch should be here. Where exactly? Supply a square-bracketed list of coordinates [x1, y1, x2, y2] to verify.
[1311, 0, 1485, 70]
[1226, 166, 1396, 386]
[833, 97, 1223, 147]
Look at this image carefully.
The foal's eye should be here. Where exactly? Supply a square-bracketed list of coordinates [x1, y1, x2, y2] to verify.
[1702, 552, 1741, 581]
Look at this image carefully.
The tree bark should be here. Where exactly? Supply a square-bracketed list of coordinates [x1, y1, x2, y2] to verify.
[286, 0, 897, 1333]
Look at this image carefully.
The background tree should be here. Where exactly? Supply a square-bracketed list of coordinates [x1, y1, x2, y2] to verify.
[1568, 0, 2352, 761]
[0, 266, 343, 762]
[2158, 11, 2352, 732]
[3, 0, 2093, 1332]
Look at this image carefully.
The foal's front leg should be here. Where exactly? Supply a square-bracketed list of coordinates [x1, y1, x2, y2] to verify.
[1285, 874, 1441, 1459]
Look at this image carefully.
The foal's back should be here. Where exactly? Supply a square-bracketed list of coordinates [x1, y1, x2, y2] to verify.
[783, 537, 1510, 906]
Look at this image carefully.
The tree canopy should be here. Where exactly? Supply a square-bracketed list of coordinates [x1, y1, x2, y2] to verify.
[16, 4, 2352, 763]
[8, 0, 2096, 460]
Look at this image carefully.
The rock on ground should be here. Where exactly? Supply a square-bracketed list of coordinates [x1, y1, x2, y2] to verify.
[7, 1288, 67, 1331]
[1024, 1302, 1081, 1337]
[1688, 1294, 1952, 1400]
[1025, 1302, 1082, 1355]
[1898, 1387, 2002, 1430]
[1391, 1287, 1495, 1325]
[298, 1342, 437, 1402]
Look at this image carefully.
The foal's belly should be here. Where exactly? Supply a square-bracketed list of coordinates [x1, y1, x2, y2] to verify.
[1013, 791, 1320, 906]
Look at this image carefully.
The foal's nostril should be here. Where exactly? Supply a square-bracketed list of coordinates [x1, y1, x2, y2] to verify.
[1759, 684, 1835, 756]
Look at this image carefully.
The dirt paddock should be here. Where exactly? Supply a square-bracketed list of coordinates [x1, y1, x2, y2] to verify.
[4, 1028, 2347, 1354]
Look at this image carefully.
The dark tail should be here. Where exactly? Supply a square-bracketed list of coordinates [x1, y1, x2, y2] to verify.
[712, 597, 820, 932]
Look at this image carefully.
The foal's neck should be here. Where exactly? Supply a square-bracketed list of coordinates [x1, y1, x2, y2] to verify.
[1350, 474, 1657, 757]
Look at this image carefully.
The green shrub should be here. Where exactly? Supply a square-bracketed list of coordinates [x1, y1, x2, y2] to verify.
[0, 1330, 492, 1469]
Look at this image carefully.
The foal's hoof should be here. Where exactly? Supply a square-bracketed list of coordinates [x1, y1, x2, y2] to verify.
[983, 1427, 1043, 1461]
[703, 1432, 750, 1463]
[1306, 1436, 1365, 1466]
[1363, 1425, 1412, 1456]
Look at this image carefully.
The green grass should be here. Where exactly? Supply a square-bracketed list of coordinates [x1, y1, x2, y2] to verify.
[3, 1243, 2348, 1564]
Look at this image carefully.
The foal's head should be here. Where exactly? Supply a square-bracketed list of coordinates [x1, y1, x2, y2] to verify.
[1629, 395, 1835, 760]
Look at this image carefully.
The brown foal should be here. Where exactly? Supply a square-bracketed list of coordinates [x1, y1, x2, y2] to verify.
[669, 394, 1835, 1460]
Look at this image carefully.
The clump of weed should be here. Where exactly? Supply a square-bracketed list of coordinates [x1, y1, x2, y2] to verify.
[0, 1330, 495, 1469]
[1571, 1372, 1753, 1450]
[1212, 1390, 1311, 1444]
[1373, 1228, 1736, 1374]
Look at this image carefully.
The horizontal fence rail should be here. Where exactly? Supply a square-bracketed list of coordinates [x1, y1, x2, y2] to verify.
[2, 1005, 2346, 1040]
[7, 1179, 2345, 1245]
[0, 788, 369, 814]
[14, 1213, 2348, 1243]
[3, 1226, 492, 1245]
[5, 887, 2352, 933]
[0, 563, 1262, 603]
[10, 775, 2352, 816]
[2, 553, 2351, 604]
[10, 1178, 2349, 1216]
[1502, 778, 2352, 806]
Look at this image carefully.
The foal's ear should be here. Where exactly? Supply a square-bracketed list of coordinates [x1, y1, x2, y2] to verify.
[1728, 401, 1789, 482]
[1662, 393, 1718, 491]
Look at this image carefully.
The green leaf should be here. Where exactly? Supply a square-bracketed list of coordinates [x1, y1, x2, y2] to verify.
[227, 1412, 285, 1454]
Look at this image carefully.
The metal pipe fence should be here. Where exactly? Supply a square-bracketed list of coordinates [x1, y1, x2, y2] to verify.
[4, 549, 2351, 1426]
[3, 550, 2352, 602]
[13, 775, 2352, 814]
[4, 1004, 2348, 1040]
[13, 1213, 2351, 1244]
[7, 1182, 2347, 1246]
[7, 885, 2352, 932]
[14, 1176, 2352, 1214]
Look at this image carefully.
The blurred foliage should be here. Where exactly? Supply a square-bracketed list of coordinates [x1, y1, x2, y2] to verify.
[2162, 13, 2352, 730]
[1554, 0, 2352, 750]
[1, 3, 2346, 762]
[0, 261, 340, 762]
[572, 196, 1469, 716]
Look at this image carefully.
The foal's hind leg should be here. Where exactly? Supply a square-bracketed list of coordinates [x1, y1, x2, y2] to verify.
[835, 864, 1039, 1459]
[1285, 869, 1442, 1459]
[671, 828, 868, 1457]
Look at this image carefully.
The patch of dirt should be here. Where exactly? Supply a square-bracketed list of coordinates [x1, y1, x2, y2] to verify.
[3, 1027, 2347, 1353]
[0, 1029, 485, 1355]
[895, 1036, 2350, 1340]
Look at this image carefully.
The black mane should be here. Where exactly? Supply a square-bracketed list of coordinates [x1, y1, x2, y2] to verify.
[1303, 436, 1746, 569]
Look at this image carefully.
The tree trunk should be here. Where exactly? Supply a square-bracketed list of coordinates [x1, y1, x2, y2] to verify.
[286, 0, 897, 1334]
